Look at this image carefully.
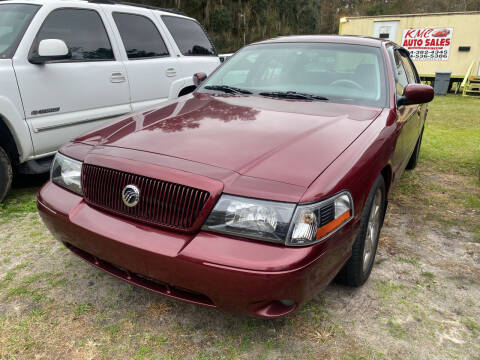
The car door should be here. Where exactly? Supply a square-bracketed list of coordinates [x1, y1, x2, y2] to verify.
[107, 9, 179, 112]
[400, 52, 424, 154]
[13, 6, 131, 156]
[390, 48, 420, 175]
[159, 15, 220, 81]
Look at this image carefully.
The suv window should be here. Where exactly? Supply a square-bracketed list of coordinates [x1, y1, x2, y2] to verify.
[113, 13, 169, 59]
[393, 50, 409, 96]
[32, 8, 114, 61]
[162, 16, 215, 56]
[400, 54, 418, 84]
[0, 4, 40, 59]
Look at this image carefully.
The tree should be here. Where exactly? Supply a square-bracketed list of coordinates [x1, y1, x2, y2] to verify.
[131, 0, 480, 53]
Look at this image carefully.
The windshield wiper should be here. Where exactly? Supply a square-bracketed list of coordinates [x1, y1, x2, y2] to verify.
[259, 91, 328, 101]
[204, 85, 252, 95]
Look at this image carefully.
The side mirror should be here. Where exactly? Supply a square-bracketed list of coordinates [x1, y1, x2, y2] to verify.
[397, 84, 434, 107]
[30, 39, 70, 64]
[193, 72, 207, 87]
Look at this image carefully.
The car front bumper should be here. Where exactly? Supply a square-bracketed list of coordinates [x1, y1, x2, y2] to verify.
[37, 181, 357, 317]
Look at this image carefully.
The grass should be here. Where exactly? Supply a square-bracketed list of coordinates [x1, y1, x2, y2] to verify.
[463, 318, 480, 334]
[420, 271, 435, 281]
[375, 280, 406, 301]
[387, 318, 407, 338]
[422, 95, 480, 176]
[73, 303, 93, 315]
[0, 95, 479, 359]
[397, 256, 419, 266]
[0, 188, 38, 224]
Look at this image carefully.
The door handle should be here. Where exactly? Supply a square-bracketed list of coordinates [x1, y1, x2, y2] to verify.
[111, 72, 126, 83]
[165, 68, 177, 77]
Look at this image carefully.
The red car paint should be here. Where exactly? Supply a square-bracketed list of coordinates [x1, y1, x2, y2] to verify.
[431, 29, 450, 37]
[38, 36, 432, 317]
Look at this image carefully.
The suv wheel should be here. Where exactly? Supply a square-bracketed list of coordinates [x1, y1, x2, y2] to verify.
[336, 174, 386, 287]
[0, 146, 13, 203]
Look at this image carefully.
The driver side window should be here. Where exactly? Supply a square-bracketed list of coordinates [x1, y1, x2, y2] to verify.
[401, 54, 418, 84]
[394, 50, 408, 96]
[31, 8, 114, 62]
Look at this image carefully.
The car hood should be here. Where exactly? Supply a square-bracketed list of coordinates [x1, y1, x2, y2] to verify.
[76, 94, 381, 188]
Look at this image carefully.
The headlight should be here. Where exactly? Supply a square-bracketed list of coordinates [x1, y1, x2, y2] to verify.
[202, 195, 296, 244]
[288, 192, 353, 246]
[202, 192, 353, 246]
[51, 153, 82, 195]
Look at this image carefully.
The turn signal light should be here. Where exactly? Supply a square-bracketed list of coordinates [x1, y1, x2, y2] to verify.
[316, 210, 351, 239]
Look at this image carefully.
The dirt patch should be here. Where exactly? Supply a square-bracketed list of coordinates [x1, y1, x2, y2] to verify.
[1, 162, 478, 360]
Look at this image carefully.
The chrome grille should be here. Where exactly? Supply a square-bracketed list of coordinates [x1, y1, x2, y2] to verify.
[82, 164, 210, 231]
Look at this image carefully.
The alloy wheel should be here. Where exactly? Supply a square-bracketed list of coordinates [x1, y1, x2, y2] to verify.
[362, 188, 382, 273]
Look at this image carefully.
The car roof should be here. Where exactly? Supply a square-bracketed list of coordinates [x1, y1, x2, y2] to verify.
[0, 0, 186, 17]
[255, 35, 394, 48]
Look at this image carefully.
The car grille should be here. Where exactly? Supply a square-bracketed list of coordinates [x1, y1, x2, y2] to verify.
[82, 164, 210, 232]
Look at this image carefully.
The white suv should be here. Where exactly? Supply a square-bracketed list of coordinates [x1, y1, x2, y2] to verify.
[0, 0, 220, 201]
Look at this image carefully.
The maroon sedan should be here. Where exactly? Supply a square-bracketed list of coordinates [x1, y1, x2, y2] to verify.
[38, 36, 433, 317]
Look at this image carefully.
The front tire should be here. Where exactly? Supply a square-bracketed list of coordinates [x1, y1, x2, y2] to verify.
[336, 174, 386, 287]
[0, 146, 13, 203]
[406, 127, 424, 170]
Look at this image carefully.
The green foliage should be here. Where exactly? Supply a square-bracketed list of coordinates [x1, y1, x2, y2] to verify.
[297, 0, 319, 34]
[366, 3, 388, 16]
[132, 0, 480, 53]
[210, 6, 232, 33]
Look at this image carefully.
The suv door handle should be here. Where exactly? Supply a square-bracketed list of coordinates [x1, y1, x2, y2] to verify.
[165, 68, 177, 77]
[111, 72, 126, 83]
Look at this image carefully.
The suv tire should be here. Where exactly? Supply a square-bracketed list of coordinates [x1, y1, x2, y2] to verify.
[0, 146, 13, 203]
[336, 174, 386, 287]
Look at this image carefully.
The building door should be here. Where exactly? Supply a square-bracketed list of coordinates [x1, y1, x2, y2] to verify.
[373, 21, 399, 41]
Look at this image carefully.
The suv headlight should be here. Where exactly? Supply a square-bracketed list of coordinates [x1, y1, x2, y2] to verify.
[51, 153, 82, 195]
[202, 192, 353, 246]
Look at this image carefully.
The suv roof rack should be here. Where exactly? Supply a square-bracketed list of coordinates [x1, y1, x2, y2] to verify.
[86, 0, 186, 16]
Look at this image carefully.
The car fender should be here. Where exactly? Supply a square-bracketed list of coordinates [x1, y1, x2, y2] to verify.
[0, 96, 33, 163]
[300, 108, 396, 218]
[168, 77, 189, 99]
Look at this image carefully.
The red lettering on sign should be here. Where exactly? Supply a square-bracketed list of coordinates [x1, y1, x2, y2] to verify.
[425, 29, 434, 37]
[416, 29, 428, 37]
[405, 29, 416, 38]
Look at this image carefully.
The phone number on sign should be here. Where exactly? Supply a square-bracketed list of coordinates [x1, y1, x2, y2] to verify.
[409, 49, 449, 60]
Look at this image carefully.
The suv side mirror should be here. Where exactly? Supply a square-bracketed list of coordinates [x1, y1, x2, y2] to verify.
[193, 72, 207, 87]
[397, 84, 434, 107]
[30, 39, 71, 64]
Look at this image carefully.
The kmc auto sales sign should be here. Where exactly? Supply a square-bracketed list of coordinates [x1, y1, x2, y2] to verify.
[401, 28, 453, 61]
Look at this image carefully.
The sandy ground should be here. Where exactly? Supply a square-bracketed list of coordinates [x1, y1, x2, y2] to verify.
[0, 161, 478, 360]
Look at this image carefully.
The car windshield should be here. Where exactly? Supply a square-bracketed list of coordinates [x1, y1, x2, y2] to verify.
[0, 4, 40, 59]
[200, 42, 388, 107]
